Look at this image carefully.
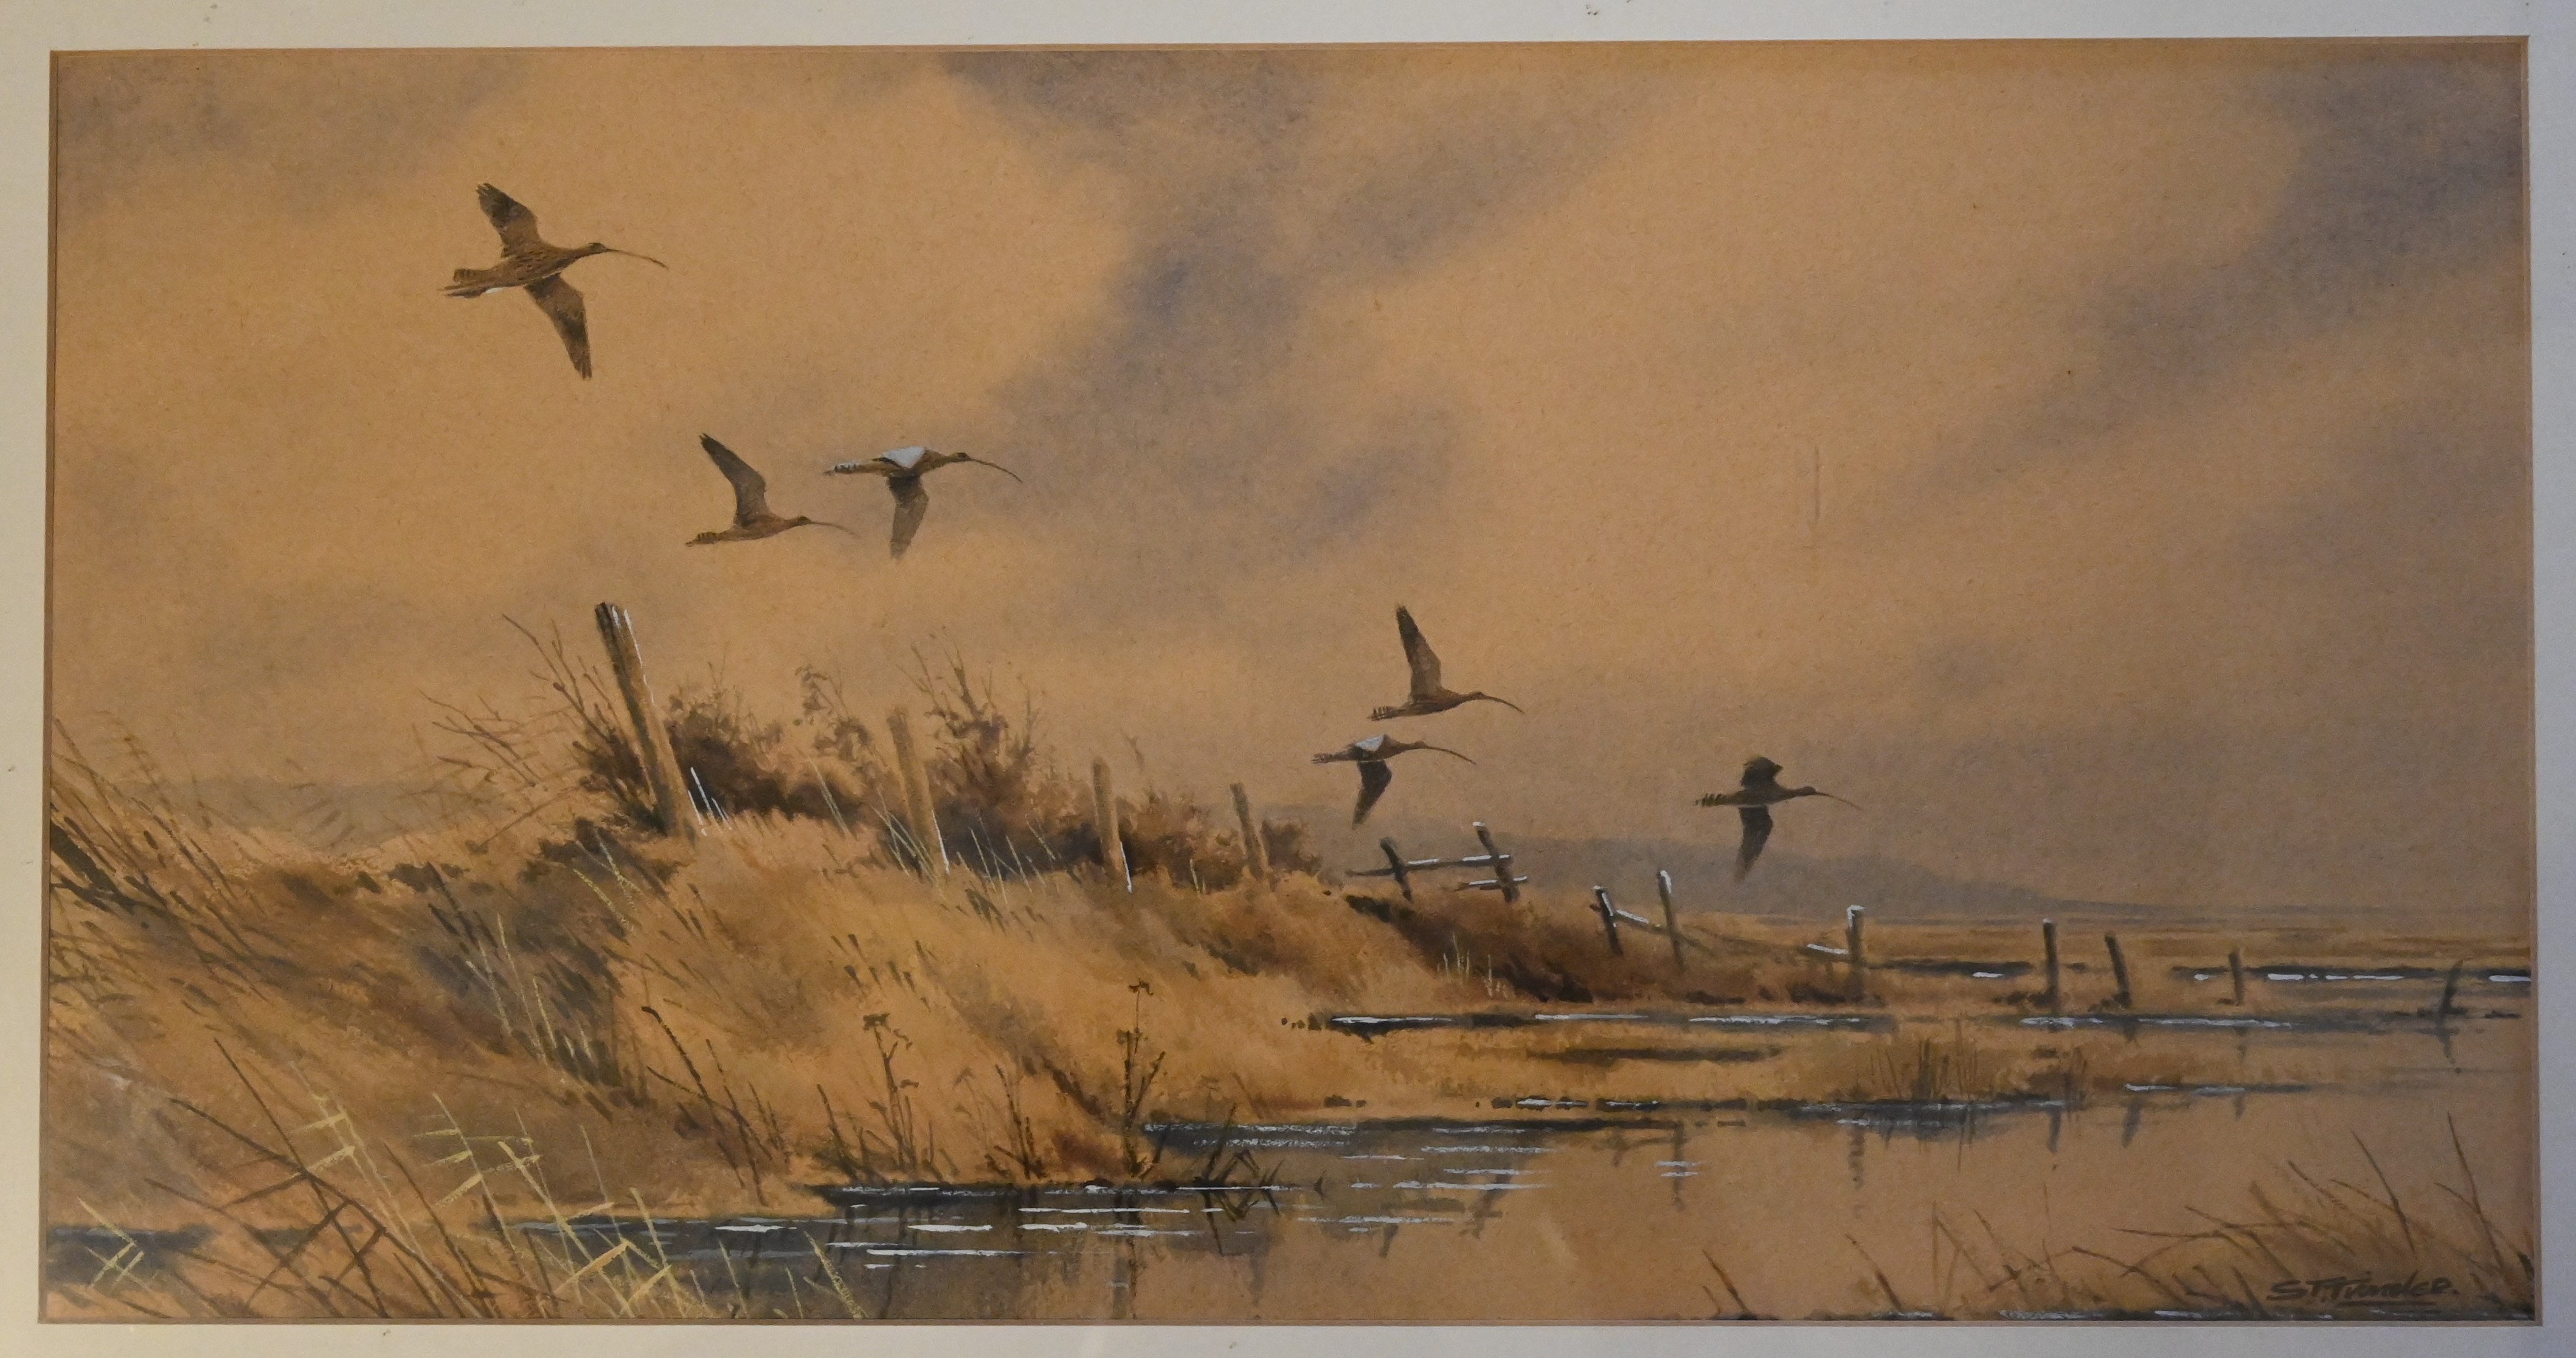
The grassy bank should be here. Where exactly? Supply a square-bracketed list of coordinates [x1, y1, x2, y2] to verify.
[41, 651, 2533, 1319]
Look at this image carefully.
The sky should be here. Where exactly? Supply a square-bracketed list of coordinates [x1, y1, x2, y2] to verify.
[47, 41, 2530, 916]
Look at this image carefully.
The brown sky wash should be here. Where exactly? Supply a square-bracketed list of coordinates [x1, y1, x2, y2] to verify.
[40, 41, 2535, 1325]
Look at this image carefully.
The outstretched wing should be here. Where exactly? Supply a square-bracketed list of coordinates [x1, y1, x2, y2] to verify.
[699, 435, 770, 526]
[525, 275, 591, 378]
[1733, 806, 1773, 882]
[1353, 760, 1394, 827]
[1396, 606, 1442, 699]
[477, 184, 543, 254]
[1740, 757, 1784, 791]
[887, 476, 929, 559]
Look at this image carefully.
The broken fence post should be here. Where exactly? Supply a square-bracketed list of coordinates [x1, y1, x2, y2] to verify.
[2105, 932, 2133, 1011]
[884, 708, 947, 881]
[1592, 886, 1624, 955]
[2229, 947, 2247, 1007]
[2042, 918, 2062, 1015]
[1231, 782, 1269, 885]
[1092, 757, 1129, 891]
[592, 603, 697, 844]
[1658, 870, 1684, 973]
[1846, 905, 1868, 1001]
[2438, 960, 2466, 1021]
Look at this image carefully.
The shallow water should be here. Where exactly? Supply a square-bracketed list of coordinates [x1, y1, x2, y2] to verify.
[47, 1005, 2532, 1322]
[540, 1013, 2533, 1322]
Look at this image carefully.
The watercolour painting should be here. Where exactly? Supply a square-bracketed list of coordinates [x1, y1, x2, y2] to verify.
[40, 40, 2536, 1324]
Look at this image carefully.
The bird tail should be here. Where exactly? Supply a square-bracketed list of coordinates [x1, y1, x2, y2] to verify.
[1367, 705, 1404, 722]
[443, 267, 502, 297]
[1311, 752, 1344, 765]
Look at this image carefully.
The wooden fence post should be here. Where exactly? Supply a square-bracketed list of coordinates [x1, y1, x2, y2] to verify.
[592, 603, 696, 844]
[1232, 783, 1268, 885]
[1472, 823, 1521, 906]
[2229, 947, 2247, 1007]
[1846, 906, 1868, 1001]
[2041, 918, 2062, 1015]
[884, 709, 946, 880]
[1092, 758, 1128, 890]
[2105, 932, 2133, 1011]
[1379, 839, 1415, 902]
[1657, 870, 1684, 973]
[1591, 887, 1624, 955]
[2437, 960, 2465, 1021]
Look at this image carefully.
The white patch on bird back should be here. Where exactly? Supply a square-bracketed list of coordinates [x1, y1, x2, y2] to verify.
[1355, 735, 1388, 752]
[882, 445, 929, 469]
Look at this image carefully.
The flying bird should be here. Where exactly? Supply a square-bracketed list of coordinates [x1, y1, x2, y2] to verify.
[1312, 734, 1474, 827]
[1696, 757, 1860, 882]
[443, 184, 665, 378]
[1370, 606, 1524, 721]
[689, 435, 854, 546]
[823, 446, 1025, 559]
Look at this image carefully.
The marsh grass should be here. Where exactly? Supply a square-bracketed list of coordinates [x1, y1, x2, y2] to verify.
[1918, 1125, 2534, 1320]
[52, 1049, 792, 1320]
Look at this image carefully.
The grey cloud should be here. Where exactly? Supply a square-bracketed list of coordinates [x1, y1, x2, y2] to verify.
[55, 50, 528, 217]
[1959, 44, 2522, 476]
[939, 54, 1639, 587]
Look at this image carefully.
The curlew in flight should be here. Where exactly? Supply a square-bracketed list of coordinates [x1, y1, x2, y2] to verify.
[1370, 606, 1524, 721]
[689, 435, 855, 546]
[1312, 734, 1474, 828]
[1696, 757, 1859, 882]
[823, 446, 1025, 560]
[443, 184, 665, 379]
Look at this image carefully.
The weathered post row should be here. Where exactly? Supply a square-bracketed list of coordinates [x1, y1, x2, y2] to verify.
[593, 603, 697, 844]
[1591, 887, 1624, 955]
[2105, 932, 2133, 1011]
[1468, 823, 1523, 905]
[1657, 870, 1684, 974]
[1379, 839, 1418, 902]
[1092, 758, 1129, 891]
[1846, 906, 1868, 1001]
[1231, 783, 1269, 884]
[2042, 918, 2062, 1015]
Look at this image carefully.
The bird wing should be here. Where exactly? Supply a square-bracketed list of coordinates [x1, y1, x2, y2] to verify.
[525, 275, 591, 379]
[1741, 758, 1784, 791]
[1354, 759, 1394, 827]
[1396, 606, 1442, 699]
[1733, 805, 1773, 882]
[887, 476, 929, 559]
[477, 184, 544, 254]
[699, 435, 771, 526]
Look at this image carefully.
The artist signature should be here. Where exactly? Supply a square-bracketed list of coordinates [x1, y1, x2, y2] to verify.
[2267, 1275, 2457, 1305]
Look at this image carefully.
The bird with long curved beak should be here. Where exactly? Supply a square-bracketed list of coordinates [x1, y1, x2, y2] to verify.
[1695, 756, 1860, 882]
[1312, 734, 1475, 827]
[689, 435, 857, 546]
[823, 445, 1025, 560]
[1370, 605, 1524, 721]
[443, 184, 665, 379]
